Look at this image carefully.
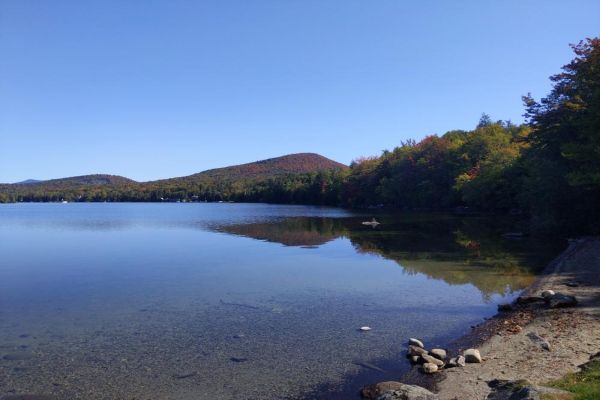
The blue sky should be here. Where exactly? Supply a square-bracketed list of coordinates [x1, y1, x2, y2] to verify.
[1, 0, 599, 183]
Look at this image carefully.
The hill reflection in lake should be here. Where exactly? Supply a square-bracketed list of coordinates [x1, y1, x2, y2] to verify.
[216, 213, 561, 298]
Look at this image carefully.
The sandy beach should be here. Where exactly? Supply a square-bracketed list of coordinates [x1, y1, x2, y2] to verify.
[395, 237, 600, 399]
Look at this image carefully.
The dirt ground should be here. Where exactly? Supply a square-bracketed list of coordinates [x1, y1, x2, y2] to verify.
[404, 237, 600, 399]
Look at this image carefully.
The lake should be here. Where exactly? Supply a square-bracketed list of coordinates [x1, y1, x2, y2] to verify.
[0, 203, 562, 399]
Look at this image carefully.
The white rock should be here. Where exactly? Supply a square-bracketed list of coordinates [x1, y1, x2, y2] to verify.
[430, 348, 447, 360]
[464, 348, 482, 363]
[541, 290, 555, 298]
[360, 326, 372, 331]
[408, 338, 424, 348]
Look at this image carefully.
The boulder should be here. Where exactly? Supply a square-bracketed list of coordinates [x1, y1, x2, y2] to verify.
[430, 349, 446, 360]
[456, 355, 466, 367]
[546, 293, 577, 308]
[408, 345, 428, 357]
[511, 386, 573, 399]
[408, 338, 424, 348]
[361, 381, 437, 400]
[526, 332, 551, 351]
[376, 388, 438, 400]
[579, 352, 600, 371]
[373, 384, 438, 400]
[421, 354, 444, 367]
[487, 379, 574, 400]
[410, 355, 420, 364]
[421, 363, 438, 374]
[362, 381, 406, 399]
[463, 348, 482, 363]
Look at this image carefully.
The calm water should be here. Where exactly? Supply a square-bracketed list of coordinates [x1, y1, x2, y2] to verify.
[0, 203, 561, 399]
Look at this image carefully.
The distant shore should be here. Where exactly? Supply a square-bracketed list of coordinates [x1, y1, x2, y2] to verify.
[392, 237, 600, 399]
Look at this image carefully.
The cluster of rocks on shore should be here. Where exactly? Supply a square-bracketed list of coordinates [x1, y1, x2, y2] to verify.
[406, 338, 481, 374]
[360, 338, 485, 399]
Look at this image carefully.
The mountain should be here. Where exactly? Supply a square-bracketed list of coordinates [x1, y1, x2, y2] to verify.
[14, 179, 43, 185]
[165, 153, 347, 183]
[15, 174, 136, 187]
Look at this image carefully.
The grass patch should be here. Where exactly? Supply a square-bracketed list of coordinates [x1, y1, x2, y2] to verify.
[547, 359, 600, 400]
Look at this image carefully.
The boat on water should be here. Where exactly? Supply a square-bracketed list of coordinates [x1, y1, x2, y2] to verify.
[361, 218, 380, 227]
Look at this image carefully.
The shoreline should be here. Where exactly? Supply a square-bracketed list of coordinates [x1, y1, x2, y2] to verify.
[379, 237, 600, 399]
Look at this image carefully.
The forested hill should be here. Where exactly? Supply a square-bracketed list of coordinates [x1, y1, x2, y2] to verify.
[19, 174, 137, 187]
[0, 153, 347, 203]
[166, 153, 347, 182]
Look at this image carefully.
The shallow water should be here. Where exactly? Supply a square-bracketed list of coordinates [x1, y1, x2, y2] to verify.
[0, 203, 561, 399]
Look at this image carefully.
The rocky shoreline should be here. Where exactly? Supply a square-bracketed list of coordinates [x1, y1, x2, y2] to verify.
[361, 237, 600, 400]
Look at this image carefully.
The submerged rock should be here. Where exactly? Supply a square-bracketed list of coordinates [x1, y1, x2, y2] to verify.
[173, 371, 197, 379]
[2, 353, 34, 361]
[355, 361, 386, 373]
[0, 396, 57, 400]
[362, 381, 405, 398]
[377, 387, 438, 400]
[463, 348, 482, 363]
[361, 381, 437, 399]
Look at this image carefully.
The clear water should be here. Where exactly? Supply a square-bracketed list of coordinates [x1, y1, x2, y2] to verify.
[0, 203, 561, 399]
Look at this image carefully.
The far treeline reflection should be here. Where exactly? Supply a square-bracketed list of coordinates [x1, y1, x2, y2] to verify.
[215, 213, 564, 300]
